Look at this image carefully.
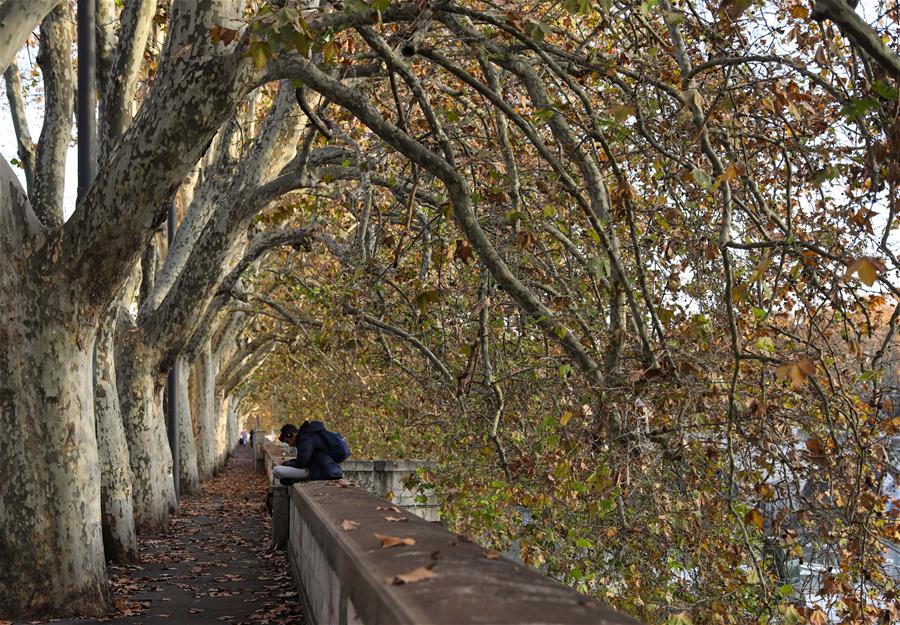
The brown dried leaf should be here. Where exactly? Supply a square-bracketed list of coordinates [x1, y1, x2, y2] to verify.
[385, 516, 408, 522]
[385, 566, 438, 585]
[341, 519, 360, 531]
[796, 357, 816, 376]
[376, 533, 416, 548]
[483, 550, 501, 559]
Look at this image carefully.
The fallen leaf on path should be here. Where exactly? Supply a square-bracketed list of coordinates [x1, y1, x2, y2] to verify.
[376, 532, 416, 548]
[385, 516, 408, 522]
[386, 566, 437, 585]
[483, 550, 500, 559]
[377, 506, 402, 513]
[341, 519, 360, 531]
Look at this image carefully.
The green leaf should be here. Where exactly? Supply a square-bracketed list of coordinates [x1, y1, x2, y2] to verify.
[691, 168, 712, 190]
[872, 80, 898, 100]
[247, 41, 270, 69]
[841, 96, 878, 121]
[608, 104, 636, 123]
[532, 108, 555, 123]
[755, 337, 775, 353]
[586, 256, 608, 276]
[414, 290, 439, 315]
[526, 20, 549, 43]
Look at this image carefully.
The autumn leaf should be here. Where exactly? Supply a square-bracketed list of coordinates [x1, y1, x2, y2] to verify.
[796, 357, 816, 377]
[375, 533, 416, 548]
[455, 240, 475, 264]
[208, 26, 239, 46]
[414, 290, 439, 315]
[808, 609, 828, 625]
[341, 519, 360, 531]
[385, 566, 437, 585]
[743, 507, 764, 530]
[483, 550, 500, 559]
[805, 437, 829, 466]
[712, 161, 746, 191]
[775, 359, 814, 389]
[844, 256, 885, 286]
[666, 612, 693, 625]
[385, 516, 408, 522]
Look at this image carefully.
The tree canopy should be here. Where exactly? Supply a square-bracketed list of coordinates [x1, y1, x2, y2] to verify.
[0, 0, 898, 622]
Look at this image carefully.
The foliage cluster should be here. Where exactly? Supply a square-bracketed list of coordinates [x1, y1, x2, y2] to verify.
[229, 0, 900, 622]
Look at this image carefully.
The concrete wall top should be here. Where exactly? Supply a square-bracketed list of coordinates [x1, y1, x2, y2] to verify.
[289, 480, 639, 625]
[341, 460, 435, 472]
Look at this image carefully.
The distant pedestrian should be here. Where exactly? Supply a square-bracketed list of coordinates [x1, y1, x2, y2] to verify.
[240, 430, 248, 446]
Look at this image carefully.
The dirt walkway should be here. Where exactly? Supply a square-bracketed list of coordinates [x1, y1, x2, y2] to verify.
[40, 446, 303, 625]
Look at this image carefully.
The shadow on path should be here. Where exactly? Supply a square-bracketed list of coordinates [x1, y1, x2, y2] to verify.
[38, 447, 303, 625]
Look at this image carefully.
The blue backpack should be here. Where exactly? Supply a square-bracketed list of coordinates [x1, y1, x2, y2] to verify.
[319, 430, 351, 463]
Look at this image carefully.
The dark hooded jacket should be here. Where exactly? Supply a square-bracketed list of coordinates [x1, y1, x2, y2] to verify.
[284, 420, 342, 480]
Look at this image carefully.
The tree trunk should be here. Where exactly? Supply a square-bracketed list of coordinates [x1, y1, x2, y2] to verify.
[193, 340, 218, 479]
[225, 393, 239, 457]
[93, 311, 138, 562]
[214, 388, 229, 470]
[116, 337, 175, 532]
[175, 354, 200, 493]
[0, 162, 110, 618]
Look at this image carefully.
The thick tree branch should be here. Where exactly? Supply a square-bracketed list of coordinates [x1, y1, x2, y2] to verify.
[95, 0, 118, 99]
[31, 2, 73, 228]
[273, 54, 605, 390]
[142, 83, 305, 364]
[2, 62, 35, 189]
[58, 15, 259, 314]
[812, 0, 900, 80]
[216, 334, 276, 396]
[100, 0, 158, 155]
[0, 0, 60, 73]
[345, 304, 454, 385]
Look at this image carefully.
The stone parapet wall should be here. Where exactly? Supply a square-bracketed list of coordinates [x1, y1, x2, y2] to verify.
[286, 480, 638, 625]
[340, 460, 438, 521]
[262, 447, 438, 520]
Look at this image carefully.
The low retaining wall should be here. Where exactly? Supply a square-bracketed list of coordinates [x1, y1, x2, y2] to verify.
[262, 445, 438, 520]
[286, 480, 637, 625]
[341, 460, 438, 521]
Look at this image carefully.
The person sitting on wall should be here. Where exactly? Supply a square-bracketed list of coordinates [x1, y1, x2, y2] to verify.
[272, 421, 343, 484]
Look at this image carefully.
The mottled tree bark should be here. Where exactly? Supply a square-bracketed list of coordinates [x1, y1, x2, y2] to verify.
[0, 162, 110, 617]
[93, 310, 138, 563]
[115, 332, 175, 533]
[193, 340, 218, 480]
[175, 354, 200, 494]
